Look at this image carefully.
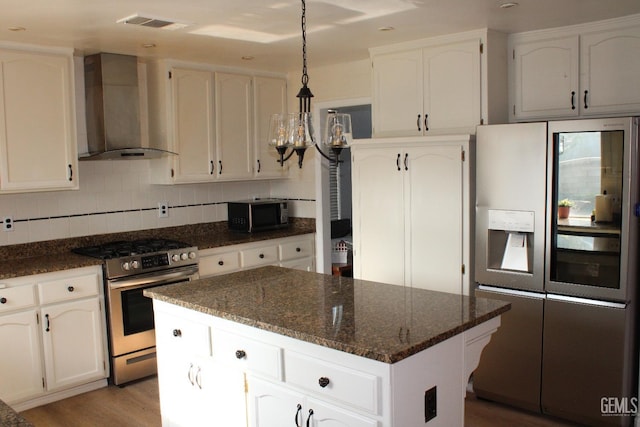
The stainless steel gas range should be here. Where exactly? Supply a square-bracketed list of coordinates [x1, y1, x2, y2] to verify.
[73, 239, 199, 385]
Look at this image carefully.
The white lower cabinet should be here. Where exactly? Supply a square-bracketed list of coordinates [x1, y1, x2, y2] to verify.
[248, 377, 377, 427]
[198, 234, 315, 278]
[0, 266, 108, 410]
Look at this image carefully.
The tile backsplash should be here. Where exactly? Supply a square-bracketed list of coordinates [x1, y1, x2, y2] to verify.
[0, 160, 315, 246]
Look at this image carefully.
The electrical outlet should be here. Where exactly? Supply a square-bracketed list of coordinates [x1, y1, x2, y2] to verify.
[2, 216, 13, 232]
[424, 386, 437, 422]
[158, 202, 169, 218]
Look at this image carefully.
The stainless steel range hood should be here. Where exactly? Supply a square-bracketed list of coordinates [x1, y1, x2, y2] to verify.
[82, 53, 176, 160]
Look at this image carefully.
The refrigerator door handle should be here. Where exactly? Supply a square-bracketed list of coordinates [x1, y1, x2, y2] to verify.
[546, 293, 627, 309]
[477, 285, 546, 299]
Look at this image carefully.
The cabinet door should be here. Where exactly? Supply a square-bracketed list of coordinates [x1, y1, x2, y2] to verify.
[0, 310, 43, 402]
[423, 39, 481, 134]
[0, 49, 77, 192]
[170, 68, 216, 183]
[216, 72, 253, 180]
[511, 36, 579, 120]
[405, 145, 463, 294]
[253, 76, 287, 179]
[306, 397, 378, 427]
[372, 50, 424, 137]
[41, 298, 106, 391]
[248, 377, 303, 427]
[352, 147, 404, 285]
[580, 26, 640, 115]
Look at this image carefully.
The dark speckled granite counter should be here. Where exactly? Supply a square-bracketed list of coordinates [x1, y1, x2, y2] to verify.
[0, 399, 32, 427]
[0, 218, 314, 280]
[145, 266, 510, 364]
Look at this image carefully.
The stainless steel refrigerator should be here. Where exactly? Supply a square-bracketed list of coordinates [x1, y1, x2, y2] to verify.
[473, 117, 639, 426]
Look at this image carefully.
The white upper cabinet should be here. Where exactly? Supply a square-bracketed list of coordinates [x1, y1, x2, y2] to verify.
[215, 72, 253, 180]
[509, 15, 640, 121]
[147, 60, 287, 184]
[253, 76, 287, 179]
[0, 47, 78, 193]
[580, 25, 640, 115]
[510, 36, 580, 120]
[371, 29, 507, 137]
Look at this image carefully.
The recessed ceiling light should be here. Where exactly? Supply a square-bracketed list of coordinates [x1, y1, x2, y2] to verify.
[378, 26, 395, 32]
[142, 43, 156, 48]
[8, 26, 26, 32]
[499, 2, 519, 8]
[241, 56, 255, 61]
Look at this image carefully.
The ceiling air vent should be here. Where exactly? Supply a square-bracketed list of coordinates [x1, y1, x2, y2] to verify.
[117, 14, 190, 30]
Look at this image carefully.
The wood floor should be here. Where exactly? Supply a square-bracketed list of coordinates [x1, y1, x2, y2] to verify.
[20, 376, 577, 426]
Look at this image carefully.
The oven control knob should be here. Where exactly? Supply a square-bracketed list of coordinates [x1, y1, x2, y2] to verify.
[180, 253, 188, 260]
[131, 260, 140, 269]
[171, 254, 180, 262]
[188, 251, 197, 259]
[122, 261, 131, 271]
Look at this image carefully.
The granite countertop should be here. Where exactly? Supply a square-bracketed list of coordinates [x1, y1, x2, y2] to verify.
[145, 266, 511, 364]
[0, 399, 32, 427]
[0, 218, 315, 280]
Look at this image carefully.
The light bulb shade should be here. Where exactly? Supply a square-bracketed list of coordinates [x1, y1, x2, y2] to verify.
[287, 112, 315, 149]
[323, 113, 352, 149]
[268, 113, 289, 148]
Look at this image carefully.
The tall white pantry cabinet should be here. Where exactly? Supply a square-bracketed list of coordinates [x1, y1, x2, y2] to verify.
[351, 136, 474, 296]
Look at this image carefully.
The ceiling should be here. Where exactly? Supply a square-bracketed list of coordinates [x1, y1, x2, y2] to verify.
[1, 0, 640, 73]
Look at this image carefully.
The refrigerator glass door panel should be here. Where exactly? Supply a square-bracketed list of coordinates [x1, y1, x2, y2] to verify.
[475, 122, 547, 292]
[546, 117, 636, 302]
[541, 296, 633, 426]
[473, 286, 544, 413]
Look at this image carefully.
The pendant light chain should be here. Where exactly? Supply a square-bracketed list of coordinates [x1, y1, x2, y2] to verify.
[301, 0, 308, 87]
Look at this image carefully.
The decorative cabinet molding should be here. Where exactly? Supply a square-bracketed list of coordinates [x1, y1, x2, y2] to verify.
[509, 14, 640, 121]
[0, 45, 78, 193]
[147, 60, 287, 184]
[370, 29, 507, 137]
[0, 266, 108, 411]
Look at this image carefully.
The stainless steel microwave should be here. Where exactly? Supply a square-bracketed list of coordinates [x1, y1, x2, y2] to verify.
[227, 199, 289, 232]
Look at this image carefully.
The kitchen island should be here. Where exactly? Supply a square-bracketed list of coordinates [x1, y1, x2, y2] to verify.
[145, 266, 510, 426]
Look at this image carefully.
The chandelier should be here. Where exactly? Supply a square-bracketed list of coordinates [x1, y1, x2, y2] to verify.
[268, 0, 352, 168]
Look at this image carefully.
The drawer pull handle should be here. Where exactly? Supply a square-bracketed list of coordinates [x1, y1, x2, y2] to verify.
[259, 253, 265, 259]
[172, 329, 182, 337]
[218, 260, 224, 266]
[0, 297, 6, 304]
[235, 350, 246, 359]
[67, 286, 74, 292]
[295, 403, 302, 427]
[306, 409, 314, 427]
[318, 377, 330, 388]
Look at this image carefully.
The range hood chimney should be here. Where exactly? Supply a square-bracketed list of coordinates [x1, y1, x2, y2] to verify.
[82, 53, 176, 160]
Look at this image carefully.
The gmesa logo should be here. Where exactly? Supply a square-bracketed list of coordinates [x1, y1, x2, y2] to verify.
[601, 397, 639, 416]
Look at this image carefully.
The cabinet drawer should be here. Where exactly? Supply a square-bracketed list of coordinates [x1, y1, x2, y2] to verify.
[0, 285, 36, 313]
[240, 245, 278, 268]
[199, 251, 240, 277]
[212, 328, 282, 381]
[284, 351, 380, 414]
[38, 273, 100, 305]
[155, 311, 211, 357]
[279, 239, 313, 261]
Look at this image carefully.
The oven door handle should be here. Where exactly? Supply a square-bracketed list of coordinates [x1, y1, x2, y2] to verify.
[108, 266, 199, 290]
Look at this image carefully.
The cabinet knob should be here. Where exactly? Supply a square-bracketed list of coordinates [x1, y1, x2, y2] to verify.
[235, 350, 246, 359]
[318, 377, 330, 388]
[0, 297, 6, 304]
[172, 329, 182, 337]
[218, 260, 224, 266]
[296, 247, 301, 252]
[67, 286, 75, 292]
[259, 253, 265, 259]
